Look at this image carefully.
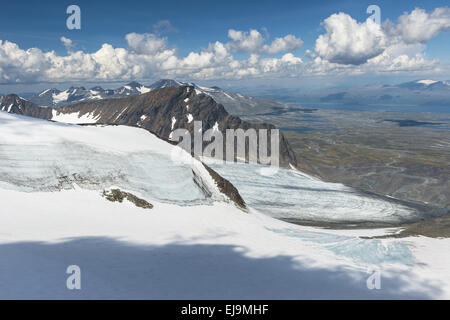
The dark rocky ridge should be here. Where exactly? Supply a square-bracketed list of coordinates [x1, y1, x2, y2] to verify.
[0, 94, 53, 119]
[102, 189, 153, 210]
[203, 164, 247, 210]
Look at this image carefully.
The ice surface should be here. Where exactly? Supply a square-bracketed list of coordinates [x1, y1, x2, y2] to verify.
[0, 144, 209, 204]
[266, 226, 414, 266]
[210, 161, 418, 224]
[0, 112, 216, 205]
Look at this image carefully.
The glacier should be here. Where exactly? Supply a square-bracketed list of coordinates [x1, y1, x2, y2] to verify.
[209, 161, 420, 224]
[0, 112, 220, 205]
[0, 110, 449, 299]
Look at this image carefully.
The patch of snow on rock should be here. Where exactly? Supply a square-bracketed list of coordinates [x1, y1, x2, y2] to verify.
[171, 116, 177, 130]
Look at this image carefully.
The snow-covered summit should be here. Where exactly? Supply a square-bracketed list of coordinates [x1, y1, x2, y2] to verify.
[416, 79, 439, 86]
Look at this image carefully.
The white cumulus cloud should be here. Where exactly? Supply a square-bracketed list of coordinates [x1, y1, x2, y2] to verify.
[314, 7, 450, 66]
[0, 31, 306, 84]
[0, 10, 447, 85]
[126, 32, 168, 55]
[60, 36, 74, 53]
[263, 35, 304, 54]
[227, 29, 303, 54]
[390, 7, 450, 44]
[315, 12, 387, 65]
[228, 29, 265, 53]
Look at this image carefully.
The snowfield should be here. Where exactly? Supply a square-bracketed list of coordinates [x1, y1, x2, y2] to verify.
[51, 110, 101, 124]
[0, 112, 225, 205]
[0, 111, 449, 299]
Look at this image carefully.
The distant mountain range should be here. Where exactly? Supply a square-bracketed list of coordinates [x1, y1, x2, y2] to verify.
[28, 81, 152, 107]
[397, 79, 450, 90]
[25, 79, 287, 116]
[256, 80, 450, 108]
[9, 78, 450, 119]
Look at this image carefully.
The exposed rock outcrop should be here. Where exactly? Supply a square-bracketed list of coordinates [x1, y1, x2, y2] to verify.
[0, 95, 52, 119]
[102, 189, 153, 209]
[203, 164, 247, 210]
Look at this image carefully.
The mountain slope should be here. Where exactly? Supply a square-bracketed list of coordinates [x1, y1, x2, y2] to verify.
[1, 111, 450, 299]
[0, 111, 245, 208]
[0, 94, 52, 118]
[2, 86, 298, 168]
[148, 79, 289, 115]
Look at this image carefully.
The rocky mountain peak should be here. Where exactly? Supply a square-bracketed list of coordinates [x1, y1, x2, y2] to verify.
[0, 94, 52, 118]
[125, 81, 142, 88]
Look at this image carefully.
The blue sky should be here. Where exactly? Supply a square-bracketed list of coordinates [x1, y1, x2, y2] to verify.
[0, 0, 449, 92]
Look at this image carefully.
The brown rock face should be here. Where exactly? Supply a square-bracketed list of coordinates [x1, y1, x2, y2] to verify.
[0, 94, 53, 119]
[202, 164, 247, 210]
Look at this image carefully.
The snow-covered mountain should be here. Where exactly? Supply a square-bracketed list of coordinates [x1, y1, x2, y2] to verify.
[27, 79, 289, 115]
[28, 81, 153, 107]
[1, 87, 299, 168]
[0, 111, 232, 205]
[1, 110, 450, 299]
[397, 79, 450, 91]
[148, 79, 185, 90]
[30, 86, 102, 107]
[1, 92, 442, 223]
[114, 81, 152, 96]
[26, 78, 450, 113]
